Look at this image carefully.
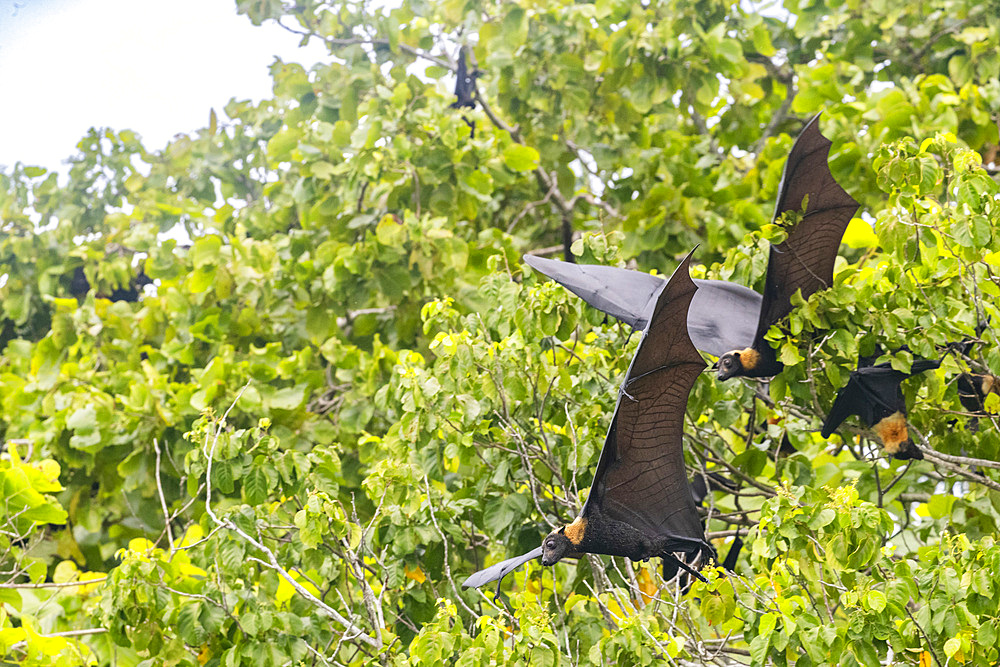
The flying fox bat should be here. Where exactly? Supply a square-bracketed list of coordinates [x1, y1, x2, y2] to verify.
[821, 355, 941, 460]
[957, 372, 999, 432]
[463, 250, 713, 598]
[716, 113, 859, 379]
[958, 373, 999, 414]
[523, 114, 859, 379]
[450, 47, 478, 137]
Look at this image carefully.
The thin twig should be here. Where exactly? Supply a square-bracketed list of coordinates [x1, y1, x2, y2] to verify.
[153, 438, 175, 551]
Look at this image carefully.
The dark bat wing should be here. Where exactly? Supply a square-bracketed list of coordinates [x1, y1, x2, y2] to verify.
[582, 250, 708, 552]
[722, 536, 743, 571]
[462, 546, 543, 589]
[821, 375, 871, 436]
[523, 255, 762, 357]
[753, 113, 861, 346]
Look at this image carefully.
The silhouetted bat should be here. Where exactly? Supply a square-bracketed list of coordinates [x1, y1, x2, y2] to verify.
[450, 47, 477, 137]
[687, 472, 742, 577]
[523, 114, 859, 379]
[821, 355, 941, 460]
[957, 372, 998, 433]
[463, 250, 713, 597]
[523, 255, 762, 358]
[70, 266, 153, 303]
[690, 471, 738, 504]
[450, 47, 477, 109]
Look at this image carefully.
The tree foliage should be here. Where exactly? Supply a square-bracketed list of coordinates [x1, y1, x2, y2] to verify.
[2, 0, 1000, 664]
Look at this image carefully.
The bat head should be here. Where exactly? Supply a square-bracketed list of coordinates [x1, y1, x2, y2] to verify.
[541, 529, 574, 566]
[892, 441, 924, 460]
[716, 351, 747, 381]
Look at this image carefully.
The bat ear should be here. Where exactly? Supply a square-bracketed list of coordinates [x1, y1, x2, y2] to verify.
[557, 526, 565, 534]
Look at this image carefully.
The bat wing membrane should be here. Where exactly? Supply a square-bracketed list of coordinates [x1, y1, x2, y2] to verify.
[584, 251, 708, 552]
[523, 255, 662, 329]
[822, 359, 941, 435]
[753, 113, 861, 346]
[523, 255, 761, 357]
[461, 546, 543, 589]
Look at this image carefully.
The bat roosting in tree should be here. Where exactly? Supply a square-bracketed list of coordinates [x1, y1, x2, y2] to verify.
[821, 354, 941, 460]
[463, 250, 714, 598]
[523, 114, 859, 380]
[958, 373, 999, 415]
[450, 47, 478, 137]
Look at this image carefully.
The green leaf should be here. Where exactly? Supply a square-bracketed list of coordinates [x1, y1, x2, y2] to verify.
[243, 467, 269, 505]
[864, 590, 886, 612]
[502, 144, 540, 172]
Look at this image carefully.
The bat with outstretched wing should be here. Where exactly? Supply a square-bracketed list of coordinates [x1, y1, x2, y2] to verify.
[716, 113, 860, 379]
[522, 114, 859, 380]
[821, 355, 941, 460]
[463, 250, 713, 598]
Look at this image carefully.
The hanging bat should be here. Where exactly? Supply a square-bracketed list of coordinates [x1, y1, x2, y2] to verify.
[688, 472, 742, 575]
[522, 255, 762, 359]
[958, 373, 999, 414]
[463, 250, 713, 598]
[450, 47, 477, 109]
[820, 354, 941, 460]
[450, 47, 478, 137]
[523, 114, 859, 379]
[957, 372, 999, 432]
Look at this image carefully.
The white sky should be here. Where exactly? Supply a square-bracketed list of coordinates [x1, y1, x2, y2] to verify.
[0, 0, 328, 173]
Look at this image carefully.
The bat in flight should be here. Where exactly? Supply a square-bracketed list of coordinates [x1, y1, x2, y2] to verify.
[523, 113, 860, 380]
[463, 250, 713, 598]
[821, 354, 941, 460]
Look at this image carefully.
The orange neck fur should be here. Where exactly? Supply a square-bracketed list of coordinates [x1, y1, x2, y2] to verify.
[564, 516, 588, 546]
[873, 412, 909, 454]
[737, 347, 760, 371]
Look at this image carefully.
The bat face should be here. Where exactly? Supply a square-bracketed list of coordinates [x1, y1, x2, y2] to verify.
[541, 530, 573, 566]
[717, 348, 758, 380]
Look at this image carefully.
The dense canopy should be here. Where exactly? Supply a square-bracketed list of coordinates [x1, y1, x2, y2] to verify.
[2, 0, 1000, 665]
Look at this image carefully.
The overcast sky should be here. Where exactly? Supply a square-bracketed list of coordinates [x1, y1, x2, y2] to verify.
[0, 0, 327, 173]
